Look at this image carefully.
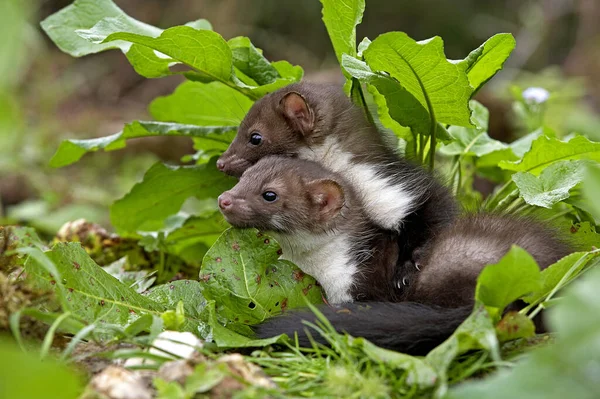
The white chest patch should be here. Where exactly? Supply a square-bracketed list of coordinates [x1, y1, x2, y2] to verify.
[299, 137, 416, 231]
[271, 231, 356, 304]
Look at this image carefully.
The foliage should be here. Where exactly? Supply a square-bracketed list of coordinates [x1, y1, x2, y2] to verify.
[0, 0, 598, 397]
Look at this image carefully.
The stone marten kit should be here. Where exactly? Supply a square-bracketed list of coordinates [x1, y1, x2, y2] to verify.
[216, 82, 572, 354]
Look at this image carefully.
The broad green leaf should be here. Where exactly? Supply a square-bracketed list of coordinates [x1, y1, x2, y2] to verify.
[26, 243, 165, 326]
[76, 16, 212, 78]
[103, 26, 232, 82]
[425, 304, 499, 396]
[475, 246, 541, 321]
[204, 301, 287, 348]
[199, 228, 323, 325]
[522, 251, 597, 305]
[441, 100, 507, 157]
[512, 160, 587, 208]
[320, 0, 365, 63]
[495, 312, 535, 342]
[146, 280, 208, 333]
[150, 81, 253, 125]
[477, 128, 544, 169]
[342, 56, 451, 141]
[565, 222, 600, 252]
[110, 160, 235, 233]
[499, 135, 600, 174]
[0, 340, 84, 399]
[163, 212, 228, 258]
[448, 267, 600, 399]
[583, 163, 600, 219]
[228, 37, 279, 85]
[343, 56, 428, 136]
[50, 121, 235, 168]
[364, 32, 474, 130]
[40, 0, 161, 57]
[457, 33, 516, 92]
[353, 338, 437, 389]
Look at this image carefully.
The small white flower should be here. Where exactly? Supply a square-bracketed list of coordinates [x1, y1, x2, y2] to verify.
[522, 87, 550, 104]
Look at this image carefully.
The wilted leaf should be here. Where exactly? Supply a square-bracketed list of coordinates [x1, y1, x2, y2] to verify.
[110, 160, 235, 233]
[512, 160, 587, 208]
[364, 32, 474, 130]
[495, 312, 535, 342]
[50, 121, 235, 168]
[199, 228, 323, 325]
[458, 33, 516, 92]
[475, 246, 541, 321]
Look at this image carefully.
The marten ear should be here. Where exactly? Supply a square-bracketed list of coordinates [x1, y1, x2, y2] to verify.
[307, 179, 345, 221]
[279, 92, 315, 135]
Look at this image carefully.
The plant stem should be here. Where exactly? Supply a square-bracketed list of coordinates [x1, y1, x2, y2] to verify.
[483, 180, 514, 210]
[495, 189, 519, 212]
[504, 197, 525, 214]
[428, 127, 437, 170]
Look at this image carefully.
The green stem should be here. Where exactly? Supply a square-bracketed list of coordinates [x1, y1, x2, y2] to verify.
[495, 189, 520, 212]
[356, 82, 376, 127]
[419, 134, 425, 164]
[428, 127, 437, 170]
[504, 197, 525, 214]
[483, 180, 514, 210]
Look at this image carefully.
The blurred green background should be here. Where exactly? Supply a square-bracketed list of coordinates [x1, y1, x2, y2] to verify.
[1, 0, 599, 235]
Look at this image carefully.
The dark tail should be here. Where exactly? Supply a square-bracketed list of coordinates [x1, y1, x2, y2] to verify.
[254, 302, 472, 356]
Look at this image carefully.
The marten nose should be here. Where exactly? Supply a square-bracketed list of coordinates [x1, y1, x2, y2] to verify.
[218, 193, 233, 210]
[216, 159, 225, 171]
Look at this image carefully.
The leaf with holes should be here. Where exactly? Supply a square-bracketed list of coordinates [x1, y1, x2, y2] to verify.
[199, 228, 323, 325]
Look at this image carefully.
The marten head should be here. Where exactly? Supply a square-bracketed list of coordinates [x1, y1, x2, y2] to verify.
[218, 156, 346, 233]
[217, 82, 348, 177]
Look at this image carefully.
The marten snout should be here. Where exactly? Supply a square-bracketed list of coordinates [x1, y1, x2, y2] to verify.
[218, 192, 234, 211]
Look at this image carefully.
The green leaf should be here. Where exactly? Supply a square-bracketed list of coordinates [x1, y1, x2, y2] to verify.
[425, 304, 499, 395]
[228, 36, 279, 85]
[199, 228, 323, 325]
[475, 246, 541, 321]
[583, 163, 600, 220]
[40, 0, 161, 57]
[163, 212, 228, 258]
[50, 121, 236, 168]
[0, 340, 84, 399]
[523, 251, 597, 305]
[110, 160, 235, 233]
[185, 363, 227, 394]
[102, 26, 232, 82]
[342, 56, 431, 138]
[447, 267, 600, 399]
[440, 100, 507, 157]
[150, 81, 253, 125]
[26, 243, 164, 325]
[205, 301, 288, 348]
[457, 33, 516, 92]
[354, 338, 438, 389]
[477, 128, 544, 169]
[320, 0, 365, 63]
[146, 280, 208, 333]
[499, 135, 600, 174]
[512, 160, 587, 208]
[364, 32, 474, 130]
[495, 312, 535, 342]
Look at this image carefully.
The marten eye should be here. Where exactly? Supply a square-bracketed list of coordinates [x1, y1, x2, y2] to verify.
[249, 132, 262, 146]
[262, 191, 278, 202]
